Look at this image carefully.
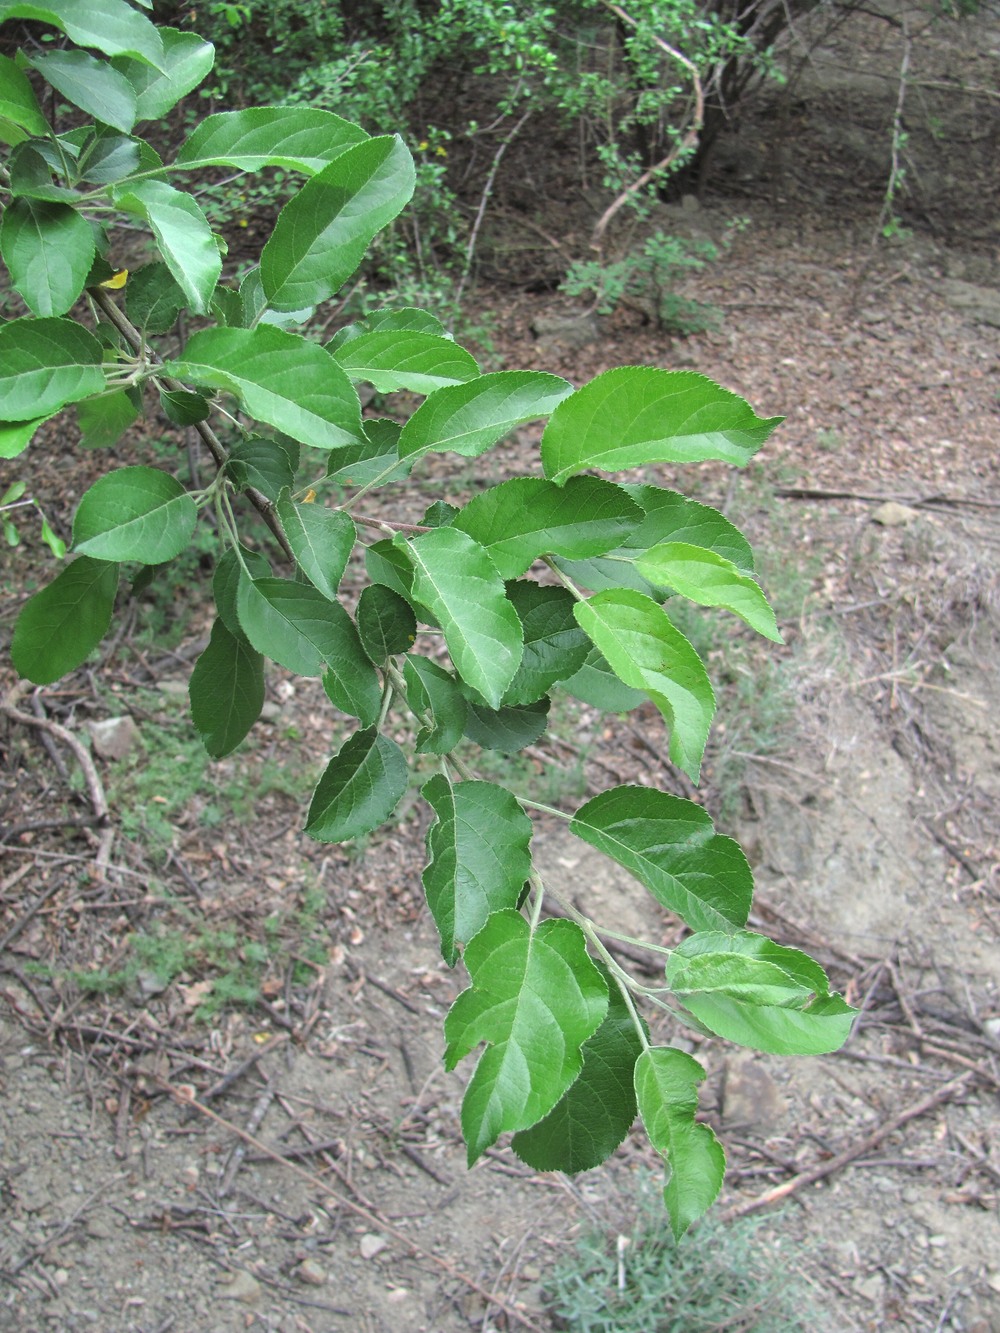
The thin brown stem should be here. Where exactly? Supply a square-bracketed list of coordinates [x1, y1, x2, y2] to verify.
[90, 287, 294, 561]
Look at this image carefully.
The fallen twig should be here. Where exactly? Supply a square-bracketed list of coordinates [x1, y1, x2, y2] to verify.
[2, 685, 113, 876]
[160, 1079, 546, 1332]
[217, 1086, 275, 1199]
[773, 486, 1000, 511]
[721, 1073, 974, 1220]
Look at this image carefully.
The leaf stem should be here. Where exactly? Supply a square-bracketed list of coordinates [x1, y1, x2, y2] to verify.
[89, 287, 295, 562]
[542, 556, 585, 601]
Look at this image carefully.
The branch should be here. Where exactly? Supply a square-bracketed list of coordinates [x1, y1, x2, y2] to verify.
[454, 109, 532, 310]
[1, 681, 113, 878]
[90, 287, 294, 562]
[591, 0, 705, 252]
[721, 1072, 973, 1220]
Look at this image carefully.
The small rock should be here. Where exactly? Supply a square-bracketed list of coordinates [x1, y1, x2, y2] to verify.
[986, 1272, 1000, 1295]
[84, 1216, 113, 1240]
[938, 278, 1000, 329]
[259, 701, 283, 722]
[87, 716, 140, 761]
[872, 502, 920, 527]
[720, 1055, 786, 1130]
[157, 679, 188, 698]
[134, 969, 170, 999]
[531, 310, 602, 350]
[855, 1273, 884, 1304]
[219, 1270, 262, 1305]
[359, 1232, 387, 1260]
[296, 1259, 326, 1286]
[386, 1288, 410, 1304]
[982, 1016, 1000, 1042]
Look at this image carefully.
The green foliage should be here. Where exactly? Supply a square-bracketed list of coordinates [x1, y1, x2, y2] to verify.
[562, 230, 725, 334]
[546, 1179, 825, 1331]
[0, 4, 855, 1240]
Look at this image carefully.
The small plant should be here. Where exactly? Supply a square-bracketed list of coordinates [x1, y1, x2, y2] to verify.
[562, 229, 724, 334]
[547, 1177, 825, 1332]
[2, 3, 855, 1244]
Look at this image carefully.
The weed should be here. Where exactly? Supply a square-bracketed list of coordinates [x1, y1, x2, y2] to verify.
[546, 1176, 826, 1332]
[562, 230, 725, 335]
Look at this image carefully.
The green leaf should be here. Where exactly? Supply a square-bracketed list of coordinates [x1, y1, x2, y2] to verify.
[39, 514, 65, 558]
[11, 555, 119, 684]
[0, 54, 48, 137]
[320, 615, 382, 727]
[541, 367, 785, 484]
[175, 106, 368, 175]
[0, 1, 165, 64]
[574, 589, 715, 781]
[444, 911, 608, 1164]
[76, 390, 139, 448]
[554, 486, 759, 598]
[0, 317, 104, 419]
[570, 787, 752, 933]
[225, 437, 294, 501]
[452, 477, 642, 580]
[189, 617, 264, 758]
[666, 931, 857, 1055]
[636, 544, 781, 641]
[559, 646, 646, 713]
[503, 582, 591, 705]
[112, 28, 214, 121]
[126, 261, 187, 333]
[0, 199, 94, 316]
[0, 415, 52, 459]
[463, 696, 549, 753]
[275, 490, 355, 601]
[365, 539, 416, 603]
[398, 371, 572, 461]
[398, 527, 522, 708]
[403, 654, 467, 754]
[351, 306, 446, 338]
[634, 1046, 725, 1240]
[212, 546, 270, 638]
[325, 417, 412, 487]
[356, 584, 416, 663]
[72, 465, 196, 563]
[623, 486, 756, 573]
[113, 180, 220, 314]
[422, 775, 533, 965]
[5, 142, 78, 200]
[306, 726, 408, 843]
[512, 966, 645, 1173]
[163, 326, 364, 450]
[261, 135, 415, 311]
[28, 49, 136, 133]
[159, 388, 209, 426]
[75, 129, 141, 184]
[237, 576, 362, 678]
[331, 329, 479, 394]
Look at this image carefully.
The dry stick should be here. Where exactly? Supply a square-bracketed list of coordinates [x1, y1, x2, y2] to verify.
[160, 1080, 545, 1333]
[201, 1033, 288, 1103]
[721, 1073, 974, 1221]
[0, 878, 63, 951]
[453, 109, 531, 311]
[773, 486, 1000, 512]
[591, 0, 705, 251]
[1, 686, 113, 877]
[217, 1086, 275, 1199]
[90, 287, 294, 563]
